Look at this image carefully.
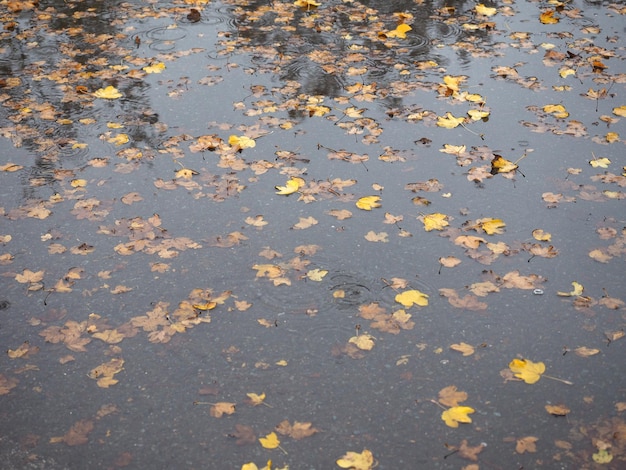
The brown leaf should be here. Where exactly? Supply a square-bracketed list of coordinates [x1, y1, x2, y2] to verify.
[229, 424, 256, 445]
[62, 419, 94, 446]
[438, 385, 468, 407]
[515, 436, 538, 454]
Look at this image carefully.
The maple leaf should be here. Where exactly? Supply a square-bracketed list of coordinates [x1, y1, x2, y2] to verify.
[15, 269, 44, 284]
[230, 424, 256, 445]
[143, 62, 166, 73]
[539, 10, 559, 24]
[516, 436, 538, 453]
[395, 289, 428, 308]
[306, 268, 328, 281]
[364, 231, 388, 242]
[490, 155, 518, 174]
[228, 135, 256, 149]
[210, 402, 236, 418]
[88, 358, 124, 388]
[441, 406, 475, 428]
[438, 385, 468, 407]
[259, 431, 280, 449]
[356, 195, 381, 210]
[475, 3, 497, 16]
[349, 334, 375, 351]
[275, 420, 319, 440]
[545, 404, 570, 416]
[386, 23, 412, 39]
[437, 112, 465, 128]
[450, 342, 475, 356]
[589, 156, 611, 168]
[508, 358, 545, 384]
[336, 449, 375, 470]
[422, 213, 449, 231]
[93, 85, 122, 99]
[245, 392, 268, 407]
[275, 177, 304, 195]
[477, 218, 506, 235]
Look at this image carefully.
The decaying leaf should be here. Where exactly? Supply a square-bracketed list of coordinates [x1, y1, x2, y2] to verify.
[275, 420, 319, 440]
[210, 402, 236, 418]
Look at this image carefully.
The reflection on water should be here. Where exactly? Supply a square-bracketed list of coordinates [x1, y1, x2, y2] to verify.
[1, 0, 625, 468]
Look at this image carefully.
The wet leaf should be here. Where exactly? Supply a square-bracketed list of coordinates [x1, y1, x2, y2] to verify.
[336, 449, 374, 470]
[592, 449, 613, 464]
[490, 155, 518, 174]
[475, 3, 497, 16]
[259, 431, 280, 449]
[450, 342, 475, 356]
[356, 195, 381, 211]
[306, 268, 328, 281]
[93, 85, 122, 99]
[574, 346, 600, 357]
[275, 420, 319, 440]
[545, 404, 570, 416]
[422, 213, 449, 231]
[441, 406, 475, 428]
[590, 157, 611, 168]
[395, 289, 428, 308]
[143, 62, 166, 74]
[437, 112, 465, 129]
[386, 23, 412, 39]
[438, 385, 468, 407]
[539, 10, 559, 24]
[516, 436, 538, 453]
[228, 135, 256, 149]
[557, 281, 584, 297]
[275, 177, 304, 195]
[88, 358, 124, 388]
[349, 334, 375, 351]
[210, 402, 236, 418]
[509, 358, 545, 384]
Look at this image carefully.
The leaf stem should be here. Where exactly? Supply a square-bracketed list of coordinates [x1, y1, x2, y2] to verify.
[543, 375, 573, 385]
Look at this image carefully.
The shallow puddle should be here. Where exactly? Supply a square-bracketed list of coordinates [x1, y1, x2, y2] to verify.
[1, 0, 625, 468]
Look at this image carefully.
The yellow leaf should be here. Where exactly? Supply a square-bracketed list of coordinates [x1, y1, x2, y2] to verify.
[259, 431, 280, 449]
[559, 67, 576, 78]
[349, 334, 375, 350]
[450, 342, 475, 356]
[490, 155, 517, 174]
[508, 358, 545, 384]
[306, 268, 328, 281]
[437, 112, 465, 128]
[356, 195, 381, 210]
[590, 157, 611, 168]
[439, 144, 466, 155]
[532, 229, 551, 241]
[441, 406, 475, 428]
[246, 392, 266, 406]
[275, 177, 304, 195]
[294, 0, 320, 9]
[387, 23, 412, 39]
[70, 179, 87, 188]
[592, 449, 613, 464]
[395, 289, 429, 308]
[143, 62, 166, 74]
[557, 281, 584, 297]
[475, 3, 497, 16]
[539, 10, 559, 24]
[543, 104, 568, 118]
[275, 359, 288, 366]
[192, 301, 217, 311]
[467, 109, 490, 120]
[93, 85, 122, 99]
[612, 105, 626, 117]
[336, 449, 375, 470]
[478, 218, 505, 235]
[605, 132, 619, 143]
[107, 133, 129, 146]
[228, 135, 256, 149]
[422, 213, 449, 231]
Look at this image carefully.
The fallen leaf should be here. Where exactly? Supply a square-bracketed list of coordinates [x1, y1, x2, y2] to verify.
[210, 402, 236, 418]
[450, 342, 475, 356]
[395, 289, 428, 308]
[275, 177, 304, 195]
[438, 385, 468, 407]
[336, 449, 375, 470]
[516, 436, 538, 453]
[422, 213, 449, 231]
[557, 281, 584, 297]
[275, 420, 319, 440]
[441, 406, 475, 428]
[508, 358, 545, 384]
[94, 85, 122, 99]
[349, 334, 375, 351]
[258, 431, 280, 449]
[356, 195, 381, 210]
[545, 404, 570, 416]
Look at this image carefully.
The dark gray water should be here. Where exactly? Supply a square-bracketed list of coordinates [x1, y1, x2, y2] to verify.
[1, 0, 625, 468]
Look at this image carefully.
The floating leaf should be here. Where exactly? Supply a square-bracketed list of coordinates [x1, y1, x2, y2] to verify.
[349, 334, 375, 351]
[491, 155, 518, 174]
[539, 10, 559, 24]
[557, 281, 584, 297]
[93, 85, 122, 99]
[275, 176, 304, 195]
[441, 406, 475, 428]
[422, 213, 449, 231]
[143, 62, 166, 74]
[210, 402, 236, 418]
[386, 23, 412, 39]
[475, 3, 497, 16]
[356, 195, 381, 211]
[545, 404, 570, 416]
[590, 157, 611, 168]
[259, 431, 280, 449]
[228, 135, 256, 149]
[336, 449, 374, 470]
[516, 436, 538, 453]
[450, 342, 475, 356]
[395, 289, 429, 308]
[437, 112, 465, 129]
[508, 358, 545, 384]
[592, 449, 613, 464]
[306, 268, 328, 281]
